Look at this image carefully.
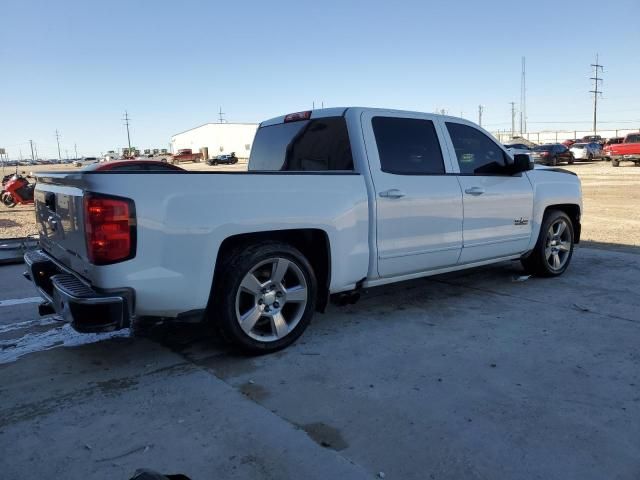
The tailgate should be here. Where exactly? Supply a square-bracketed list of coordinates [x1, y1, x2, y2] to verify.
[34, 173, 91, 276]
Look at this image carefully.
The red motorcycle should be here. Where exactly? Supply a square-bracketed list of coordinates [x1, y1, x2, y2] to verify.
[1, 173, 35, 207]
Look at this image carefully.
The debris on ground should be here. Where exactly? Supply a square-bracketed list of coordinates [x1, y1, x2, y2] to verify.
[572, 303, 591, 312]
[511, 275, 531, 282]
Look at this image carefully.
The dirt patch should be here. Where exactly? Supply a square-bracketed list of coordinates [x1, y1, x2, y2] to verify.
[301, 422, 349, 451]
[238, 382, 270, 402]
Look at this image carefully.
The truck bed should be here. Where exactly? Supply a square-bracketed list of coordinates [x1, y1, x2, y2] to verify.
[34, 170, 370, 317]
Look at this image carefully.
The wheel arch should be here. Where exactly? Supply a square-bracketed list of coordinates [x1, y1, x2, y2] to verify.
[211, 229, 331, 313]
[543, 203, 581, 243]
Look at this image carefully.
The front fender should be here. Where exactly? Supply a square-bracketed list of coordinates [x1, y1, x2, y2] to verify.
[525, 169, 582, 251]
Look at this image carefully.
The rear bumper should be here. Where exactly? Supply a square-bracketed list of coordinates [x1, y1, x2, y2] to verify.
[24, 249, 133, 333]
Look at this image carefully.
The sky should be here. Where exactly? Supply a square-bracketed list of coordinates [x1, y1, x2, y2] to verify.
[1, 0, 639, 158]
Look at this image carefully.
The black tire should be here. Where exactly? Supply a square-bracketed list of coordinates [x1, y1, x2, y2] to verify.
[612, 159, 620, 167]
[212, 241, 317, 354]
[568, 155, 575, 165]
[587, 153, 593, 162]
[521, 210, 574, 277]
[551, 156, 558, 166]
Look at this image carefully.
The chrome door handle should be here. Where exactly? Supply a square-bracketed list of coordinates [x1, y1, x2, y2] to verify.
[464, 187, 485, 196]
[379, 189, 406, 199]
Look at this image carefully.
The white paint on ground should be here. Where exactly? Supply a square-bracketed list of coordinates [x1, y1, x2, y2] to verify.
[0, 297, 42, 307]
[0, 323, 130, 364]
[0, 316, 61, 334]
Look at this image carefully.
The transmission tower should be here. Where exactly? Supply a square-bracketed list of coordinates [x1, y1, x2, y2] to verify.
[590, 54, 604, 135]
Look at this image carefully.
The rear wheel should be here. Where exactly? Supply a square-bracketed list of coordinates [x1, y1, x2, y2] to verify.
[212, 242, 317, 353]
[521, 210, 574, 277]
[551, 156, 558, 166]
[612, 159, 620, 167]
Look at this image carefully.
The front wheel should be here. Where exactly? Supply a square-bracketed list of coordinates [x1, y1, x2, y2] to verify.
[612, 159, 620, 167]
[213, 242, 317, 353]
[1, 192, 16, 208]
[521, 210, 574, 277]
[551, 156, 558, 166]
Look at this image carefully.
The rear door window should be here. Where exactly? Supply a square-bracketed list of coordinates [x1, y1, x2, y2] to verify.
[249, 117, 353, 171]
[372, 117, 445, 175]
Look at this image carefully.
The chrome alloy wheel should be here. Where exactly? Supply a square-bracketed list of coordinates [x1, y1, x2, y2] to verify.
[544, 219, 572, 271]
[235, 257, 308, 342]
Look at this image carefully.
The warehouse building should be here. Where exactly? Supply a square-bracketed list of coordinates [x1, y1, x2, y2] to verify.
[170, 122, 258, 159]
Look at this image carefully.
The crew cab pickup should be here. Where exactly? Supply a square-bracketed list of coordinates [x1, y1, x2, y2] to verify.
[171, 148, 202, 164]
[25, 108, 582, 353]
[603, 133, 640, 166]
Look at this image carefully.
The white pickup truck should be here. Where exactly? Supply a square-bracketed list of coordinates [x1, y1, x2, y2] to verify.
[25, 108, 582, 353]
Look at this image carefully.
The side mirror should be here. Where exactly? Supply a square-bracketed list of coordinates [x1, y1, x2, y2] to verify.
[509, 154, 533, 173]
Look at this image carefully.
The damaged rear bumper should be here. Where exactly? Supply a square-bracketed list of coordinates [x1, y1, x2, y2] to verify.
[24, 249, 134, 333]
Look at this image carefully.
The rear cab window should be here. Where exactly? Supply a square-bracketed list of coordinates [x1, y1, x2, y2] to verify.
[249, 117, 354, 171]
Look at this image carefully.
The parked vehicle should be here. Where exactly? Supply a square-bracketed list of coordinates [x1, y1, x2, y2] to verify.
[82, 160, 184, 172]
[531, 144, 575, 166]
[1, 173, 35, 207]
[562, 139, 580, 147]
[603, 132, 640, 167]
[171, 148, 202, 164]
[207, 152, 238, 165]
[569, 142, 602, 161]
[581, 135, 603, 145]
[25, 108, 582, 353]
[503, 143, 531, 158]
[604, 137, 624, 146]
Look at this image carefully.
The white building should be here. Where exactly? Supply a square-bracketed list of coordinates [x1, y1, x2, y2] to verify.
[170, 123, 258, 159]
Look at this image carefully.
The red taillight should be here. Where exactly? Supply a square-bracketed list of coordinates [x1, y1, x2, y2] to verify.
[284, 110, 312, 123]
[84, 194, 136, 265]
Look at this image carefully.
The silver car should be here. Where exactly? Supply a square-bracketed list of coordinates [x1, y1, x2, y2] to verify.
[570, 142, 602, 161]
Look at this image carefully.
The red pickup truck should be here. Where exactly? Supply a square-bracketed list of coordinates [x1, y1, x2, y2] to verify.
[171, 148, 202, 164]
[604, 133, 640, 167]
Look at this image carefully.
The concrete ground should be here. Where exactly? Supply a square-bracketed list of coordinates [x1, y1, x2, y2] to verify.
[1, 245, 639, 479]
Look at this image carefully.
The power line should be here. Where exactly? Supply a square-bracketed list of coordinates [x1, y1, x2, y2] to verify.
[122, 111, 132, 150]
[55, 129, 62, 160]
[589, 54, 604, 135]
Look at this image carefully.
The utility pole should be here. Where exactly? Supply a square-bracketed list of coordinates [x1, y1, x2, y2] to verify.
[65, 149, 69, 161]
[520, 56, 527, 134]
[55, 129, 62, 160]
[123, 111, 132, 150]
[590, 54, 604, 135]
[74, 143, 78, 159]
[218, 107, 226, 123]
[509, 102, 516, 138]
[478, 105, 484, 127]
[34, 143, 39, 160]
[29, 140, 35, 162]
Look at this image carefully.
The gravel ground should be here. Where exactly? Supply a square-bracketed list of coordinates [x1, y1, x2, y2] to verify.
[1, 160, 638, 252]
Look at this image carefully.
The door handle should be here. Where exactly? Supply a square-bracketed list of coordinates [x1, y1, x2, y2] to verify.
[379, 189, 406, 199]
[464, 187, 485, 196]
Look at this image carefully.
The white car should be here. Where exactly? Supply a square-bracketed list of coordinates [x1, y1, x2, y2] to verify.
[570, 142, 602, 161]
[26, 108, 583, 353]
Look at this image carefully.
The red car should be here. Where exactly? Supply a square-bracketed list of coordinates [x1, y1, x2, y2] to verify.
[82, 160, 185, 172]
[604, 133, 640, 167]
